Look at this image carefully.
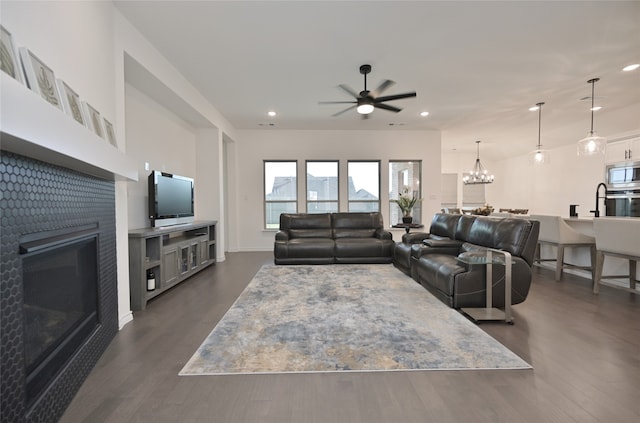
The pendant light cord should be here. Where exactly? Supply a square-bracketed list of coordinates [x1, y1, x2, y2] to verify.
[588, 78, 599, 135]
[537, 102, 544, 149]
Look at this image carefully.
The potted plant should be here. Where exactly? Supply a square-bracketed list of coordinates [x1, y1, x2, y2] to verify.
[392, 188, 421, 223]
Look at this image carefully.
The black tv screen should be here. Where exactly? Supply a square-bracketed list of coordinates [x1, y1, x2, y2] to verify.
[148, 171, 194, 227]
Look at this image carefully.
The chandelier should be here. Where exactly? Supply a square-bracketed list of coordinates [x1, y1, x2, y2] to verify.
[463, 140, 494, 184]
[531, 102, 549, 164]
[577, 78, 606, 156]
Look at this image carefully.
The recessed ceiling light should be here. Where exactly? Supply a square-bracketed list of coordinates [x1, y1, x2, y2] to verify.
[529, 105, 540, 111]
[267, 111, 276, 117]
[591, 106, 602, 111]
[622, 64, 639, 72]
[419, 111, 429, 117]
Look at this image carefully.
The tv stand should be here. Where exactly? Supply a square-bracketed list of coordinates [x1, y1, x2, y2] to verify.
[128, 220, 217, 311]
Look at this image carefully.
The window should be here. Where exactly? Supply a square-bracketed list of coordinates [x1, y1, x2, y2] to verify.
[389, 161, 422, 224]
[264, 161, 297, 229]
[348, 161, 380, 212]
[462, 183, 486, 208]
[306, 161, 339, 213]
[441, 173, 458, 210]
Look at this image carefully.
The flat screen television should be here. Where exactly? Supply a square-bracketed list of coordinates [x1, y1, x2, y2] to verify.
[148, 170, 195, 227]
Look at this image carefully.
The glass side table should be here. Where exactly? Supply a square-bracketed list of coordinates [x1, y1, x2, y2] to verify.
[391, 223, 424, 233]
[456, 248, 514, 324]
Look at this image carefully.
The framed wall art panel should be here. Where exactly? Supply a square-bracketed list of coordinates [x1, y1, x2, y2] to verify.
[56, 79, 87, 127]
[103, 118, 117, 147]
[83, 101, 105, 139]
[0, 25, 24, 83]
[19, 47, 63, 111]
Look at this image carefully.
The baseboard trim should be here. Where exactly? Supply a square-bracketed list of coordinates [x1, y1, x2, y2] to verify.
[118, 311, 134, 330]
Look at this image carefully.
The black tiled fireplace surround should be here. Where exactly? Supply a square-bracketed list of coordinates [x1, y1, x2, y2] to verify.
[1, 151, 118, 423]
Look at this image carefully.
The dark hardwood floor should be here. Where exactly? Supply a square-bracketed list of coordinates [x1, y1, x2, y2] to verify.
[60, 252, 640, 423]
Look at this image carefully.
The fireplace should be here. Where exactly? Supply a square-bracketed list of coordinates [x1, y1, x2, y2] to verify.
[21, 226, 100, 405]
[1, 151, 118, 423]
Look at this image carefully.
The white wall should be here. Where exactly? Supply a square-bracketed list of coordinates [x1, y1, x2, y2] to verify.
[124, 84, 198, 230]
[231, 129, 441, 251]
[489, 143, 606, 217]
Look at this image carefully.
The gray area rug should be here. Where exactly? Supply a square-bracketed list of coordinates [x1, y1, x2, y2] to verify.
[180, 264, 531, 375]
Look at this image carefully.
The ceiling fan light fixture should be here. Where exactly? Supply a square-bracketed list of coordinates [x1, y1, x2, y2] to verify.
[357, 103, 374, 114]
[320, 65, 416, 118]
[577, 78, 606, 156]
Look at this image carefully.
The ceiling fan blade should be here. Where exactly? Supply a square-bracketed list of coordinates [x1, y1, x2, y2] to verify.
[338, 84, 360, 99]
[318, 101, 357, 104]
[375, 92, 417, 103]
[372, 79, 395, 97]
[331, 105, 357, 117]
[374, 103, 402, 113]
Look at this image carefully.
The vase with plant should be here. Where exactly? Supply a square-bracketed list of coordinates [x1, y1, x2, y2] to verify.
[392, 188, 421, 223]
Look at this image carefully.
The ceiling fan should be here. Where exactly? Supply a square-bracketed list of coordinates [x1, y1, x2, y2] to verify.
[319, 64, 417, 118]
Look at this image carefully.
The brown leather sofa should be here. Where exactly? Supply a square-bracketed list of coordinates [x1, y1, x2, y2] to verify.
[274, 212, 394, 265]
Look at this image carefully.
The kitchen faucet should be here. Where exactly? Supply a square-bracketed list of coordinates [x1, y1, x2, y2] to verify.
[591, 183, 607, 217]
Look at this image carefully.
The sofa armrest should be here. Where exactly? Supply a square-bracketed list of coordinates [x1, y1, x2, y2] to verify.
[423, 238, 463, 249]
[275, 231, 290, 241]
[401, 232, 430, 244]
[374, 228, 393, 240]
[411, 239, 462, 258]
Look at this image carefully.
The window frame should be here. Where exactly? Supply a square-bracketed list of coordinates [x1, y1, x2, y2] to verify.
[347, 160, 381, 213]
[388, 160, 422, 225]
[305, 160, 339, 213]
[264, 160, 298, 229]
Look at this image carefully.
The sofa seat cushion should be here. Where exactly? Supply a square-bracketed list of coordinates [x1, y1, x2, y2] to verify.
[275, 238, 334, 259]
[415, 254, 466, 297]
[334, 238, 394, 258]
[334, 228, 376, 239]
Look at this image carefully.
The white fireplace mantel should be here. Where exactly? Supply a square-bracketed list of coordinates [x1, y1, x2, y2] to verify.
[1, 73, 137, 182]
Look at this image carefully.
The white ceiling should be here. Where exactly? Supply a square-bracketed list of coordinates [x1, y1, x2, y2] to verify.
[114, 1, 640, 160]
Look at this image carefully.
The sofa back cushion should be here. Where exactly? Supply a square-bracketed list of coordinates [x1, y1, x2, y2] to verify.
[465, 217, 539, 265]
[279, 213, 332, 238]
[429, 213, 461, 238]
[332, 212, 382, 239]
[455, 215, 477, 240]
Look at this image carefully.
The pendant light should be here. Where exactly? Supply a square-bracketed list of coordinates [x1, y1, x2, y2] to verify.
[530, 102, 549, 165]
[463, 140, 494, 184]
[577, 78, 606, 156]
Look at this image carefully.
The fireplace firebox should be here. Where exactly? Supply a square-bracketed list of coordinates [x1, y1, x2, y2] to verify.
[21, 226, 100, 405]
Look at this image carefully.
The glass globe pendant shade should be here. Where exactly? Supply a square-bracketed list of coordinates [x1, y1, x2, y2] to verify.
[577, 78, 606, 156]
[577, 131, 607, 156]
[530, 102, 550, 165]
[530, 148, 550, 165]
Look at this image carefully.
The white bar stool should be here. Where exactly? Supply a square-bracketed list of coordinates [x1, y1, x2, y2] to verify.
[530, 215, 596, 283]
[593, 218, 640, 294]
